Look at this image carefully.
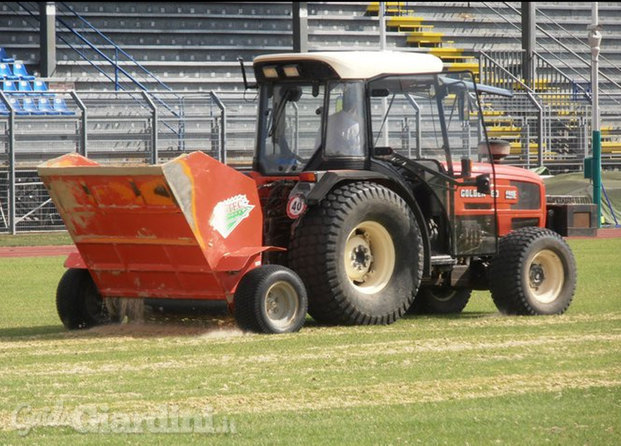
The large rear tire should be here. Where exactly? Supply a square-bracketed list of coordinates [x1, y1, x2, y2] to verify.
[489, 227, 577, 315]
[408, 286, 471, 314]
[289, 181, 423, 325]
[56, 268, 121, 329]
[234, 265, 308, 334]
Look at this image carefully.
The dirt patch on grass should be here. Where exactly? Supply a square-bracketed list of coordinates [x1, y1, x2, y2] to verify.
[3, 332, 619, 378]
[87, 319, 241, 339]
[108, 367, 621, 416]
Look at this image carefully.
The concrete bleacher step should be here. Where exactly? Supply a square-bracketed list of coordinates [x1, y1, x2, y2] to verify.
[443, 61, 480, 73]
[386, 16, 430, 31]
[409, 41, 444, 48]
[487, 125, 523, 134]
[64, 2, 292, 16]
[509, 142, 559, 159]
[428, 47, 464, 56]
[602, 141, 621, 153]
[406, 31, 444, 44]
[366, 2, 408, 14]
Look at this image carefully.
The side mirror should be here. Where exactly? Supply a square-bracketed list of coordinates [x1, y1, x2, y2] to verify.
[476, 174, 491, 195]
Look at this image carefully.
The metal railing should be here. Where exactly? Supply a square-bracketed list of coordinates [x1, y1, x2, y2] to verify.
[478, 51, 547, 165]
[477, 50, 605, 166]
[3, 86, 621, 234]
[478, 1, 621, 98]
[0, 90, 225, 234]
[502, 2, 621, 94]
[15, 1, 187, 150]
[57, 2, 178, 94]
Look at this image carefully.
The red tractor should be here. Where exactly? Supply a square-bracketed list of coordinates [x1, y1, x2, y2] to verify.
[40, 51, 577, 334]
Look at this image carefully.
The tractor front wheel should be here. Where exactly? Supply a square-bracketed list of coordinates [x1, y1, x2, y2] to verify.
[489, 227, 576, 315]
[234, 265, 308, 334]
[56, 268, 121, 329]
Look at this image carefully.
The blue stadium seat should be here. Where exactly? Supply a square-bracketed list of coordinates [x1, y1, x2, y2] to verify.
[33, 80, 49, 92]
[0, 63, 18, 80]
[7, 96, 29, 115]
[18, 80, 33, 93]
[12, 61, 35, 81]
[53, 96, 75, 115]
[22, 96, 45, 115]
[0, 100, 9, 115]
[37, 96, 60, 115]
[0, 47, 14, 63]
[2, 80, 17, 93]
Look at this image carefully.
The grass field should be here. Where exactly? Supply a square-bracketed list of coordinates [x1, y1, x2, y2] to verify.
[0, 238, 619, 444]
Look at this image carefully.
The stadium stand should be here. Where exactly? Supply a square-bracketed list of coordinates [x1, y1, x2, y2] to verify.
[2, 80, 17, 93]
[37, 96, 58, 115]
[1, 2, 619, 90]
[0, 63, 18, 80]
[0, 47, 14, 62]
[0, 1, 620, 232]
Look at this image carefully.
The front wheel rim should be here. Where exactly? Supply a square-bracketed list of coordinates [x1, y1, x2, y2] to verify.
[344, 221, 395, 295]
[527, 249, 565, 304]
[264, 281, 300, 331]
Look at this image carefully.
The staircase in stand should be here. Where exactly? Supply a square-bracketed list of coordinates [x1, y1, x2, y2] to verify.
[366, 2, 479, 74]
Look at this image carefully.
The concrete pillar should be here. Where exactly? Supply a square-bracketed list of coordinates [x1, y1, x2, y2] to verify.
[292, 2, 308, 53]
[521, 2, 536, 86]
[39, 2, 56, 77]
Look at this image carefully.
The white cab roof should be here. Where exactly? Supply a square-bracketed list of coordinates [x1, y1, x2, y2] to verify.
[254, 51, 444, 80]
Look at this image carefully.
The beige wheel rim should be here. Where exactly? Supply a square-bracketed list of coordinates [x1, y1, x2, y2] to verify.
[264, 281, 299, 330]
[527, 249, 565, 304]
[344, 221, 395, 295]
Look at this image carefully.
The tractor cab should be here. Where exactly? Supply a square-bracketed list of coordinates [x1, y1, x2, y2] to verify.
[252, 52, 495, 176]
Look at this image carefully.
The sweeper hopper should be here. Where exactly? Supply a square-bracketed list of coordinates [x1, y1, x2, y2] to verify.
[38, 151, 308, 334]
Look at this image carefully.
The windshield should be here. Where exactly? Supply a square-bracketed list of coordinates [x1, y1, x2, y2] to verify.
[324, 81, 366, 157]
[256, 83, 324, 174]
[368, 72, 485, 172]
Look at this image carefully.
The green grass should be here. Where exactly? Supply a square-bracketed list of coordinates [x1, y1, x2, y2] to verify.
[0, 239, 619, 444]
[0, 231, 72, 247]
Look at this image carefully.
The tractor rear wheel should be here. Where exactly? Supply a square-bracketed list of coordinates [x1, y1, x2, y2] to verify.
[408, 286, 472, 314]
[489, 227, 576, 315]
[56, 268, 121, 329]
[289, 181, 423, 325]
[234, 265, 308, 334]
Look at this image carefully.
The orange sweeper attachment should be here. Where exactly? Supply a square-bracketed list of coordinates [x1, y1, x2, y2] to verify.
[38, 151, 308, 334]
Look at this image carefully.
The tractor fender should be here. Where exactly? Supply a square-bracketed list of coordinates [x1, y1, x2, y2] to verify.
[292, 169, 431, 276]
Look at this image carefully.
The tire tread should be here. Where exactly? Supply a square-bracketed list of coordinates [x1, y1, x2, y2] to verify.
[289, 181, 423, 325]
[490, 227, 576, 315]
